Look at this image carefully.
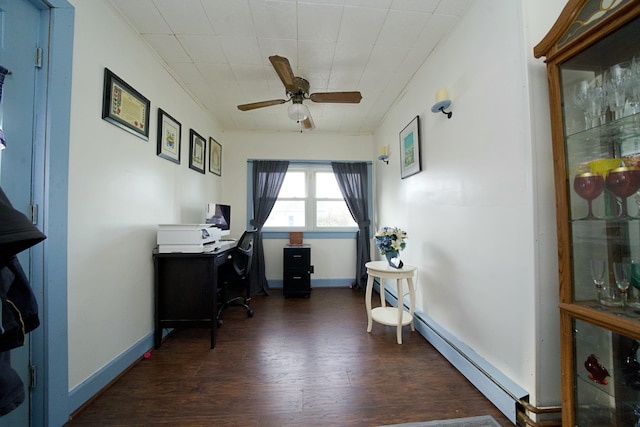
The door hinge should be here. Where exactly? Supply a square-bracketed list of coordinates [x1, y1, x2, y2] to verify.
[29, 364, 36, 389]
[30, 204, 38, 225]
[35, 47, 43, 69]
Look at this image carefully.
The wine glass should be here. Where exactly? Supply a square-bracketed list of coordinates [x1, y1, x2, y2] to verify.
[604, 63, 629, 120]
[628, 55, 640, 115]
[590, 259, 606, 307]
[574, 172, 605, 219]
[614, 262, 631, 310]
[586, 79, 607, 127]
[573, 80, 590, 129]
[605, 167, 640, 217]
[629, 259, 640, 308]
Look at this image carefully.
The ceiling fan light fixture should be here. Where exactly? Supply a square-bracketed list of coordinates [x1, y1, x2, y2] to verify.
[288, 103, 310, 122]
[237, 55, 361, 131]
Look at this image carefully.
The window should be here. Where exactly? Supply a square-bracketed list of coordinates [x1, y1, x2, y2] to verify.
[315, 171, 355, 228]
[263, 171, 306, 227]
[263, 166, 357, 230]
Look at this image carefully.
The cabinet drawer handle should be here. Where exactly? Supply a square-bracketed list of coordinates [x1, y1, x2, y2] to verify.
[293, 255, 302, 258]
[293, 276, 302, 279]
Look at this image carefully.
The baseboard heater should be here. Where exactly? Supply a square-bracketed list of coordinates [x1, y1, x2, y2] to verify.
[377, 281, 528, 424]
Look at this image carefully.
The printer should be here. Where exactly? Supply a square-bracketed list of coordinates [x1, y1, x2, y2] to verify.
[157, 224, 223, 253]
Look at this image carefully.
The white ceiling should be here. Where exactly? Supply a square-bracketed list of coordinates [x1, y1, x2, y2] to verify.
[109, 0, 470, 134]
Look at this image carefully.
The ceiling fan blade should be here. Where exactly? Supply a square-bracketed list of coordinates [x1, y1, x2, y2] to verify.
[309, 91, 362, 104]
[269, 55, 297, 93]
[237, 99, 286, 111]
[302, 113, 315, 131]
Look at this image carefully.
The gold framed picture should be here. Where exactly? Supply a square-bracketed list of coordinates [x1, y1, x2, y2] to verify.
[209, 137, 221, 176]
[189, 129, 206, 174]
[101, 68, 150, 140]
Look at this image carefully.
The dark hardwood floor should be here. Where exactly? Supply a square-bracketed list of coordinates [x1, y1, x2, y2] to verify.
[66, 287, 514, 426]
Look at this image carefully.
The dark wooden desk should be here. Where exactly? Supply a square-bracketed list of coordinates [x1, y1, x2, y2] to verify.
[153, 247, 234, 349]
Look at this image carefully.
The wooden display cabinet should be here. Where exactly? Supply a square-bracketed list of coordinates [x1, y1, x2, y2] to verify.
[535, 1, 640, 425]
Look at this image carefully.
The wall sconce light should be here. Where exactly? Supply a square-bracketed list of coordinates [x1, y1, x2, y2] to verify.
[378, 145, 389, 164]
[431, 87, 452, 119]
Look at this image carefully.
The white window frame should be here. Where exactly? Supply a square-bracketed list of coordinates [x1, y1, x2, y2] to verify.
[263, 164, 358, 232]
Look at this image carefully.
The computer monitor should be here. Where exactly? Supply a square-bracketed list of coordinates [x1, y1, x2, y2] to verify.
[205, 203, 231, 231]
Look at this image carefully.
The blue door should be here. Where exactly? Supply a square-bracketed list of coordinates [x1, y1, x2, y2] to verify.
[0, 0, 41, 425]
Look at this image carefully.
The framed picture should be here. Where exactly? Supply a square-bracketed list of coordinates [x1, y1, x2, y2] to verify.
[399, 115, 422, 179]
[101, 68, 150, 140]
[209, 137, 222, 176]
[189, 129, 206, 174]
[156, 109, 181, 164]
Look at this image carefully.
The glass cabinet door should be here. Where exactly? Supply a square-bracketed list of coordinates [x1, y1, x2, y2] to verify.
[560, 14, 640, 426]
[559, 16, 640, 314]
[573, 318, 640, 426]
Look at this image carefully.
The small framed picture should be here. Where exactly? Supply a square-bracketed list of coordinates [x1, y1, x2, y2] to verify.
[399, 115, 422, 179]
[156, 109, 181, 164]
[189, 129, 206, 174]
[101, 68, 150, 140]
[209, 137, 222, 176]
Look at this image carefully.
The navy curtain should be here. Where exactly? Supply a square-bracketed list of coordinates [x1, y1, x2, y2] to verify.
[331, 162, 371, 289]
[249, 160, 289, 295]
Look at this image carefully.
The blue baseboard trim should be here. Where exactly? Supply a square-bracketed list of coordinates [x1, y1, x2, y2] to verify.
[268, 278, 353, 289]
[68, 332, 156, 414]
[377, 281, 528, 424]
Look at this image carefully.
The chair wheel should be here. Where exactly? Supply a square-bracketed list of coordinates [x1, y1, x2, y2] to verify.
[248, 310, 254, 317]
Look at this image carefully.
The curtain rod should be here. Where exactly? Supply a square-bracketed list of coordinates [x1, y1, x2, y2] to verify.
[248, 159, 372, 165]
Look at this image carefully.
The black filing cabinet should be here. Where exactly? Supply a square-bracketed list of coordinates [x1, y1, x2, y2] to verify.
[283, 244, 311, 298]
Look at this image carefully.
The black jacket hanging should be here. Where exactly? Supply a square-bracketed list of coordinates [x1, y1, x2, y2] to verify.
[0, 256, 40, 352]
[0, 351, 24, 416]
[0, 185, 46, 418]
[0, 186, 46, 268]
[0, 185, 44, 348]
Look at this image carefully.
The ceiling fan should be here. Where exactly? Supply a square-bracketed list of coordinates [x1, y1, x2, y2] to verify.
[237, 55, 363, 131]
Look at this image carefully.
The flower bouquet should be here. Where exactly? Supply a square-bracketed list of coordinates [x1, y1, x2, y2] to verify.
[374, 226, 407, 268]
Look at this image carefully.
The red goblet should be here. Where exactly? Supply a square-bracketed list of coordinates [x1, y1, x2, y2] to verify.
[605, 166, 640, 217]
[573, 172, 605, 219]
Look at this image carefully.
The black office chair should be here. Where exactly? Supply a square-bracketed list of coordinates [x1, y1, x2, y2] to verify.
[216, 230, 256, 325]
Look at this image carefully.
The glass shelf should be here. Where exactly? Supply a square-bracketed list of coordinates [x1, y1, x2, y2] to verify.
[577, 371, 640, 405]
[567, 112, 640, 142]
[572, 216, 640, 223]
[565, 113, 640, 177]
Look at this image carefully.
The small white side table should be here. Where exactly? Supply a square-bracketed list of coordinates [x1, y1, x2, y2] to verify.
[365, 260, 417, 344]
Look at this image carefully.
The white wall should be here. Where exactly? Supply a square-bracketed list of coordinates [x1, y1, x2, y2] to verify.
[67, 0, 224, 389]
[373, 0, 562, 406]
[222, 130, 372, 284]
[523, 0, 566, 407]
